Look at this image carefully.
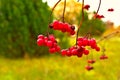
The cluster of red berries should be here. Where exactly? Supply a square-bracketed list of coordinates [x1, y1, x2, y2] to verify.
[87, 59, 96, 64]
[61, 46, 89, 57]
[100, 55, 108, 60]
[61, 37, 100, 57]
[108, 8, 114, 12]
[85, 59, 95, 71]
[85, 65, 94, 71]
[49, 21, 75, 35]
[37, 34, 61, 53]
[83, 4, 90, 10]
[94, 14, 105, 19]
[77, 37, 100, 51]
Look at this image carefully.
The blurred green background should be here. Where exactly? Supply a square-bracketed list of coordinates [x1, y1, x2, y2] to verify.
[0, 0, 120, 80]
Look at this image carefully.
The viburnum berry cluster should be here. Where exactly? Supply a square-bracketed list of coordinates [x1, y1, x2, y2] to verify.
[36, 0, 114, 71]
[100, 55, 108, 60]
[49, 20, 75, 35]
[37, 34, 61, 53]
[61, 37, 100, 57]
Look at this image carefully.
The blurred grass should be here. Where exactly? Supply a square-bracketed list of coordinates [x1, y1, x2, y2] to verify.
[0, 37, 120, 80]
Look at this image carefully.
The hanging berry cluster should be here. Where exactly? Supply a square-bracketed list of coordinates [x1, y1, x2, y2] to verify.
[37, 0, 114, 71]
[49, 20, 75, 35]
[61, 37, 100, 57]
[37, 34, 61, 53]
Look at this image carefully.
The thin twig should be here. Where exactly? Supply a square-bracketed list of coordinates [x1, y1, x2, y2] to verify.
[62, 0, 66, 23]
[47, 0, 61, 36]
[97, 30, 120, 43]
[76, 0, 84, 45]
[49, 0, 61, 23]
[96, 0, 101, 14]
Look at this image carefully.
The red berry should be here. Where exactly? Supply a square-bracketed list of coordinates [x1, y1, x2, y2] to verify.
[94, 14, 105, 19]
[77, 41, 83, 46]
[38, 35, 44, 39]
[84, 49, 89, 55]
[85, 65, 93, 71]
[100, 55, 108, 60]
[53, 21, 60, 30]
[49, 35, 55, 42]
[77, 52, 83, 57]
[71, 49, 78, 55]
[95, 46, 100, 51]
[77, 37, 83, 41]
[58, 22, 63, 30]
[87, 59, 96, 64]
[66, 50, 72, 57]
[108, 8, 114, 12]
[83, 4, 90, 10]
[37, 38, 44, 46]
[82, 38, 88, 46]
[49, 47, 56, 53]
[70, 25, 75, 30]
[61, 49, 67, 56]
[55, 45, 61, 52]
[47, 40, 53, 47]
[70, 31, 75, 35]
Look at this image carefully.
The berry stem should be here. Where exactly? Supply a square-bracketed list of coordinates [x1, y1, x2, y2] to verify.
[76, 0, 84, 45]
[47, 0, 61, 36]
[62, 0, 66, 23]
[96, 0, 101, 14]
[49, 0, 61, 24]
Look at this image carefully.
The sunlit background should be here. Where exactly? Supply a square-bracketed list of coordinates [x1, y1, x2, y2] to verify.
[43, 0, 120, 27]
[0, 0, 120, 80]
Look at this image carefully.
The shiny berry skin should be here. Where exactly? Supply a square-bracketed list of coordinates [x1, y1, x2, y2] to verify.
[47, 40, 53, 48]
[55, 45, 61, 52]
[70, 31, 75, 35]
[66, 50, 72, 57]
[50, 21, 75, 35]
[38, 35, 44, 39]
[61, 49, 67, 56]
[71, 49, 78, 55]
[77, 41, 83, 46]
[49, 47, 56, 53]
[82, 38, 88, 46]
[49, 35, 55, 42]
[84, 49, 89, 55]
[37, 38, 44, 46]
[70, 26, 75, 30]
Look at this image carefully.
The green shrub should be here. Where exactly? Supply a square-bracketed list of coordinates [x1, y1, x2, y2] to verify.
[0, 0, 51, 58]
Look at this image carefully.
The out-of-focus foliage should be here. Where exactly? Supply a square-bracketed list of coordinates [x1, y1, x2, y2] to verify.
[78, 11, 106, 36]
[53, 0, 106, 36]
[53, 0, 82, 25]
[0, 0, 51, 58]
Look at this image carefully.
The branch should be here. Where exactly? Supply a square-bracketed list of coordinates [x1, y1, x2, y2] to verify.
[62, 0, 66, 23]
[76, 0, 84, 45]
[97, 30, 120, 43]
[47, 0, 61, 35]
[96, 0, 101, 14]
